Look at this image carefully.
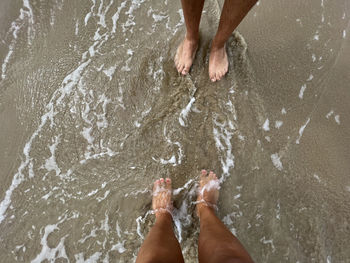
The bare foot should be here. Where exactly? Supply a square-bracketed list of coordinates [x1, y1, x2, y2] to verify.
[209, 44, 228, 82]
[196, 170, 220, 216]
[174, 35, 198, 75]
[152, 178, 173, 218]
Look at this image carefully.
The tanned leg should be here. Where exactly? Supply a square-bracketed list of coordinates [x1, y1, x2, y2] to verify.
[209, 0, 257, 82]
[136, 178, 184, 263]
[174, 0, 205, 75]
[197, 170, 254, 263]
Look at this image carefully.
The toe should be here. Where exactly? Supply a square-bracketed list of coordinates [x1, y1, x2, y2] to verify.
[209, 72, 215, 82]
[212, 72, 218, 82]
[215, 72, 220, 81]
[222, 69, 227, 77]
[200, 170, 208, 187]
[182, 65, 190, 75]
[178, 64, 185, 74]
[218, 72, 224, 81]
[176, 64, 181, 73]
[153, 179, 160, 193]
[160, 178, 165, 187]
[201, 170, 208, 180]
[218, 71, 223, 80]
[209, 171, 217, 180]
[209, 171, 215, 178]
[165, 178, 172, 190]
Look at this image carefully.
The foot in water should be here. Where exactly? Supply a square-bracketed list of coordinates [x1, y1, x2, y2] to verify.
[152, 178, 173, 218]
[209, 43, 228, 82]
[197, 170, 220, 216]
[174, 35, 198, 75]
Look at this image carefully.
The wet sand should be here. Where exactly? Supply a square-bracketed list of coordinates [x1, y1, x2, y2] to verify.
[0, 0, 349, 262]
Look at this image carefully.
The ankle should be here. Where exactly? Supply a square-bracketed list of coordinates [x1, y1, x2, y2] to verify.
[155, 211, 173, 223]
[185, 32, 199, 44]
[211, 38, 226, 51]
[197, 203, 216, 218]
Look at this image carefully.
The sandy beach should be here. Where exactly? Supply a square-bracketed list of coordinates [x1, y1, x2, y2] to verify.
[0, 0, 349, 262]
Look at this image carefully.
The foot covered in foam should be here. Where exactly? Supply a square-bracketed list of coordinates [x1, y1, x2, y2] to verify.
[152, 178, 173, 218]
[196, 170, 220, 216]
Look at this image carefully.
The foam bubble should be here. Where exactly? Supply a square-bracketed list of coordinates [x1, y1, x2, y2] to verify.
[179, 97, 196, 127]
[111, 1, 127, 33]
[75, 252, 102, 263]
[326, 110, 334, 119]
[260, 236, 276, 253]
[271, 153, 283, 171]
[306, 74, 314, 81]
[313, 174, 321, 182]
[111, 242, 126, 253]
[212, 115, 235, 180]
[1, 0, 35, 80]
[299, 84, 307, 99]
[275, 121, 283, 129]
[42, 135, 61, 177]
[296, 118, 310, 144]
[334, 115, 340, 125]
[31, 216, 69, 263]
[262, 118, 270, 131]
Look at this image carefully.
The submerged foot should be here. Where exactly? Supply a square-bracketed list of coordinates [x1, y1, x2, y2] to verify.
[209, 44, 229, 82]
[196, 170, 220, 216]
[174, 35, 198, 75]
[152, 178, 173, 218]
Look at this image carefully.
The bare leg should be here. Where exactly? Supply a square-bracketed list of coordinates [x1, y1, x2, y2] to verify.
[209, 0, 257, 82]
[197, 170, 254, 263]
[174, 0, 205, 75]
[136, 178, 184, 263]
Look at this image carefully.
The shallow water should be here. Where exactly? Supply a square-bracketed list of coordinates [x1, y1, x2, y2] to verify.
[0, 0, 350, 262]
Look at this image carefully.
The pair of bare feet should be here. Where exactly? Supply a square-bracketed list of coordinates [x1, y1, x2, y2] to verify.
[174, 36, 228, 82]
[152, 170, 219, 219]
[139, 170, 254, 263]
